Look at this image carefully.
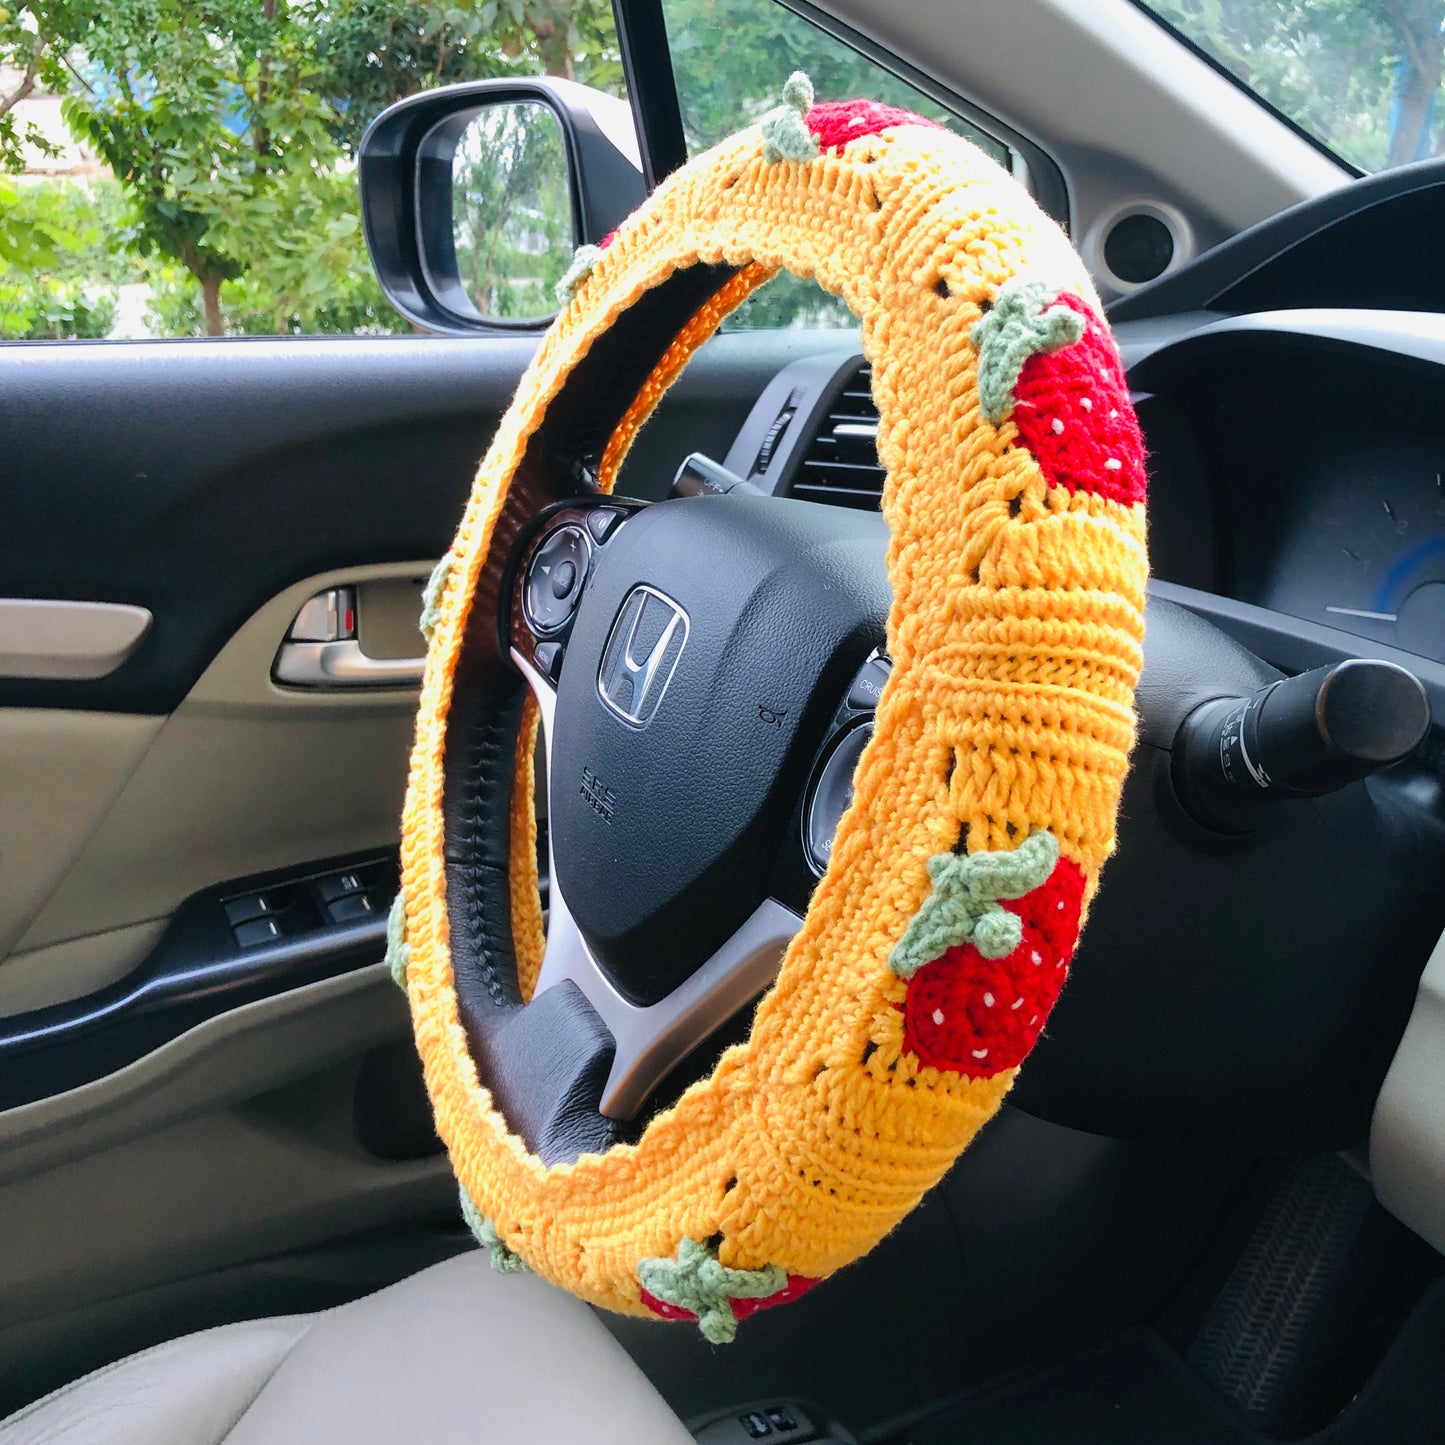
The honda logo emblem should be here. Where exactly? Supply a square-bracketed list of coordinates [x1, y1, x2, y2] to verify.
[597, 586, 689, 727]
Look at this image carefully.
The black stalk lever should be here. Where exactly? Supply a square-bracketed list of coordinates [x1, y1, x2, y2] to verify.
[1176, 659, 1431, 832]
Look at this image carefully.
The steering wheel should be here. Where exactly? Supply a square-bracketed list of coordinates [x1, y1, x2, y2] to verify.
[393, 78, 1148, 1341]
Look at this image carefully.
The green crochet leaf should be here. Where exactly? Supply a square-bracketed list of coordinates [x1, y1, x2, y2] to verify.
[889, 831, 1059, 980]
[385, 891, 409, 989]
[419, 550, 452, 644]
[970, 279, 1085, 424]
[637, 1236, 786, 1345]
[554, 242, 603, 305]
[760, 71, 820, 165]
[459, 1187, 531, 1274]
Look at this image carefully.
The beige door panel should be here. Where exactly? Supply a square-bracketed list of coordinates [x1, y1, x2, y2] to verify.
[9, 563, 432, 983]
[0, 966, 412, 1184]
[0, 567, 457, 1345]
[0, 711, 162, 968]
[0, 972, 453, 1331]
[0, 920, 166, 1020]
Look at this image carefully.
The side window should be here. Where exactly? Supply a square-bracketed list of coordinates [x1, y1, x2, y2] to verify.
[0, 1, 623, 340]
[659, 0, 1015, 329]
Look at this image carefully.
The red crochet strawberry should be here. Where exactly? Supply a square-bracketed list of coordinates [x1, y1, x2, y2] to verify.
[638, 1273, 818, 1328]
[893, 837, 1085, 1078]
[971, 281, 1145, 508]
[636, 1235, 820, 1342]
[1008, 291, 1145, 506]
[805, 98, 938, 152]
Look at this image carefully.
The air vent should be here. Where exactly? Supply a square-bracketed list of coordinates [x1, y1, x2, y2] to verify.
[789, 363, 884, 510]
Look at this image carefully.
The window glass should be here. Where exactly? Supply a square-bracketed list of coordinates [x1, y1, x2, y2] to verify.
[659, 0, 1012, 329]
[1138, 1, 1445, 174]
[0, 0, 622, 339]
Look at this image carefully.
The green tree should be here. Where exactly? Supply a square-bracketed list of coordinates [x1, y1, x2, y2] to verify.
[60, 0, 344, 334]
[313, 0, 623, 151]
[1150, 0, 1444, 172]
[37, 0, 622, 334]
[0, 173, 132, 339]
[0, 1, 96, 173]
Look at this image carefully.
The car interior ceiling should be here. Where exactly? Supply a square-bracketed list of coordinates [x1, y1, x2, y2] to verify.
[2, 1, 1444, 1441]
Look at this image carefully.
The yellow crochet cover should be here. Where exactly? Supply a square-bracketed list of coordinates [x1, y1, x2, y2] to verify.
[398, 81, 1148, 1340]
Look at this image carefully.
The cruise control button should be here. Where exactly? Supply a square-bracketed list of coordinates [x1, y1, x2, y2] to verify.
[584, 506, 626, 544]
[523, 525, 590, 635]
[846, 655, 891, 711]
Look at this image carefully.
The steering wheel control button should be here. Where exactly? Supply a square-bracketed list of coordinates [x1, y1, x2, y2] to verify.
[584, 505, 627, 545]
[533, 640, 564, 683]
[846, 654, 891, 710]
[523, 525, 590, 636]
[596, 585, 690, 728]
[804, 722, 873, 875]
[550, 559, 577, 597]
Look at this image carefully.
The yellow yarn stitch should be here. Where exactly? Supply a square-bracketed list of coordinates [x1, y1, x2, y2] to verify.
[398, 104, 1148, 1323]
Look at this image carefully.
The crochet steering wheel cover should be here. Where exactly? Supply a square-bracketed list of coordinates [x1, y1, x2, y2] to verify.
[400, 89, 1148, 1332]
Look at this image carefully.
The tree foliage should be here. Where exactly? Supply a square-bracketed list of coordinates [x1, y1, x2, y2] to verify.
[663, 0, 1006, 161]
[315, 0, 621, 150]
[6, 0, 621, 336]
[0, 0, 93, 174]
[1150, 0, 1444, 171]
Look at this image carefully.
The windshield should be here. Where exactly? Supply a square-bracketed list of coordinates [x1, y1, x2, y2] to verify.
[1139, 1, 1445, 174]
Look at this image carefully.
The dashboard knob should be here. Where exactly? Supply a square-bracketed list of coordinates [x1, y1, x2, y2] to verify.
[1175, 659, 1431, 832]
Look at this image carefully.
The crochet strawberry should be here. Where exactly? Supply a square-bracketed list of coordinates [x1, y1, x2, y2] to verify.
[890, 832, 1085, 1077]
[636, 1237, 818, 1342]
[971, 281, 1145, 507]
[805, 98, 938, 152]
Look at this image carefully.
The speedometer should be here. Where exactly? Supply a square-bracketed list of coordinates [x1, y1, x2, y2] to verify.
[1263, 433, 1445, 663]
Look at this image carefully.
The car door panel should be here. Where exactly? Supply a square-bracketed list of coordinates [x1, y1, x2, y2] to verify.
[9, 560, 429, 972]
[0, 710, 163, 996]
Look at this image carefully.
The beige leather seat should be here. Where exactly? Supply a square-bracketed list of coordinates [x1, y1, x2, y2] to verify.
[0, 1252, 693, 1444]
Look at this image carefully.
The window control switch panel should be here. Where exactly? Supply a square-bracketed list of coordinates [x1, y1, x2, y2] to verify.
[220, 855, 396, 952]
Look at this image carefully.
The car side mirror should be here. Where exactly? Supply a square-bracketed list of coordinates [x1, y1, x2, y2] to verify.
[358, 78, 645, 336]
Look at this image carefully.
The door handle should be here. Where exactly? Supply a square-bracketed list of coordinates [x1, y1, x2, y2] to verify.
[273, 638, 425, 688]
[272, 583, 426, 690]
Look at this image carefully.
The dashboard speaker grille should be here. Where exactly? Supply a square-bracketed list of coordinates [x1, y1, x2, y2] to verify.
[1103, 210, 1176, 286]
[788, 363, 885, 509]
